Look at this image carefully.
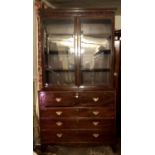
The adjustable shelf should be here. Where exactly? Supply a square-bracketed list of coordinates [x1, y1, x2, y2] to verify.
[94, 49, 111, 55]
[46, 68, 75, 72]
[81, 68, 110, 72]
[83, 33, 111, 39]
[46, 50, 69, 55]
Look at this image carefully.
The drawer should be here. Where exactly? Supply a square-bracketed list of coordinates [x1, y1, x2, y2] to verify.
[41, 129, 115, 143]
[40, 107, 78, 117]
[77, 107, 115, 118]
[39, 91, 78, 107]
[75, 119, 115, 130]
[83, 107, 115, 118]
[78, 91, 115, 106]
[40, 106, 115, 118]
[40, 118, 77, 129]
[40, 118, 115, 130]
[39, 91, 115, 107]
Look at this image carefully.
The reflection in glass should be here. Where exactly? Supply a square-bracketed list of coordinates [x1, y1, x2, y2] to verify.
[43, 19, 75, 86]
[80, 19, 112, 85]
[82, 72, 110, 85]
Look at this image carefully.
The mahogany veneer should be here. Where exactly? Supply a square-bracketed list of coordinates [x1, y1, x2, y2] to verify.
[38, 8, 119, 149]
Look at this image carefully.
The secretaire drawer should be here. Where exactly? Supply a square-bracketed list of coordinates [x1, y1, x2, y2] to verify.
[78, 91, 115, 106]
[39, 91, 77, 107]
[39, 91, 115, 107]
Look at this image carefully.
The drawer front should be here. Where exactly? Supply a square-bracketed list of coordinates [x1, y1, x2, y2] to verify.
[40, 118, 77, 129]
[75, 119, 115, 130]
[40, 107, 78, 117]
[39, 91, 115, 107]
[40, 118, 115, 130]
[41, 130, 115, 143]
[39, 91, 78, 107]
[78, 91, 115, 106]
[85, 107, 115, 118]
[40, 106, 115, 119]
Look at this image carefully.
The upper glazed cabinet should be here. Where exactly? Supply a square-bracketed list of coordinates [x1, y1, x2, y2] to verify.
[40, 9, 115, 90]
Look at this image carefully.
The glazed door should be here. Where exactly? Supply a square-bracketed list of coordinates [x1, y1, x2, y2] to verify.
[42, 17, 114, 88]
[43, 18, 77, 87]
[78, 17, 114, 87]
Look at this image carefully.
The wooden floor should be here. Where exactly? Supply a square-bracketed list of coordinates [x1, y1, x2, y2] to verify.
[34, 138, 121, 155]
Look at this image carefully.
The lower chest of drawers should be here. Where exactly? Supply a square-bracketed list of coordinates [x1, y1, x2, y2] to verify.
[39, 91, 116, 144]
[40, 107, 116, 144]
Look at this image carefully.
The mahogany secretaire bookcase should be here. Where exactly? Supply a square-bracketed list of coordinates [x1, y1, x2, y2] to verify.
[37, 8, 120, 149]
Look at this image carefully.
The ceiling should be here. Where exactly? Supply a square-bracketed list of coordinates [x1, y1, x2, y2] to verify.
[44, 0, 121, 15]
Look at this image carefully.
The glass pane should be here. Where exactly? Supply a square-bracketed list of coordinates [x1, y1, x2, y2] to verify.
[82, 72, 110, 85]
[43, 19, 75, 86]
[80, 19, 112, 86]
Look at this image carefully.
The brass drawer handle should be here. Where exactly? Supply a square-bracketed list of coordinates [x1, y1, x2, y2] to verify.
[92, 97, 99, 102]
[55, 97, 62, 102]
[113, 72, 118, 76]
[92, 111, 100, 116]
[55, 111, 62, 116]
[56, 133, 63, 138]
[92, 133, 100, 138]
[75, 93, 79, 99]
[92, 121, 99, 126]
[56, 121, 63, 126]
[45, 83, 48, 87]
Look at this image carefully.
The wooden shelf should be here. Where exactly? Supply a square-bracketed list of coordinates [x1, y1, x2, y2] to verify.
[46, 68, 110, 72]
[46, 50, 69, 55]
[84, 34, 111, 38]
[48, 33, 73, 36]
[46, 68, 75, 72]
[94, 49, 111, 55]
[81, 68, 110, 72]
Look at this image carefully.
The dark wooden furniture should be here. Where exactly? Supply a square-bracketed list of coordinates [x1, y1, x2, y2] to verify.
[114, 30, 121, 137]
[38, 8, 119, 149]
